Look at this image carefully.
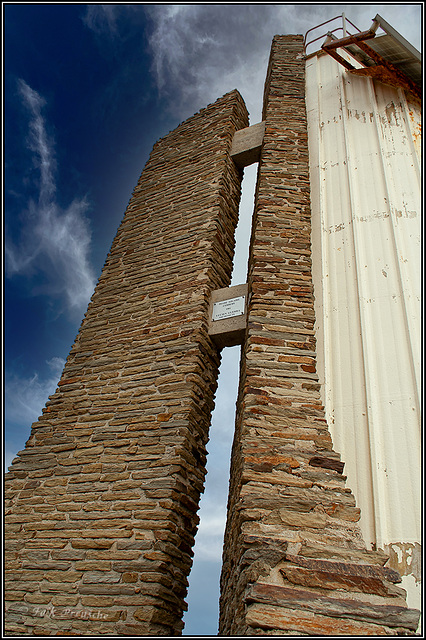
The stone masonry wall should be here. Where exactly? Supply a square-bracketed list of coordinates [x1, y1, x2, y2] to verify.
[4, 90, 248, 636]
[218, 36, 420, 636]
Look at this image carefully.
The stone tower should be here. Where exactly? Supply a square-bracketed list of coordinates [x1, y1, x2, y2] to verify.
[5, 32, 421, 636]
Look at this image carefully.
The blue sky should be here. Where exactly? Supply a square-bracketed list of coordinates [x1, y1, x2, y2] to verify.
[3, 3, 422, 635]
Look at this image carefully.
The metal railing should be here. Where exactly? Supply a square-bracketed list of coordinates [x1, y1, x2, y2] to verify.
[304, 13, 363, 55]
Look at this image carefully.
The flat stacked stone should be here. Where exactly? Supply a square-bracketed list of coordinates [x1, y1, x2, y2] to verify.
[218, 36, 420, 636]
[4, 90, 248, 636]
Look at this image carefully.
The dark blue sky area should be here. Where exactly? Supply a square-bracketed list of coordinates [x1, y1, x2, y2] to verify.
[5, 4, 174, 262]
[5, 5, 179, 449]
[4, 5, 223, 634]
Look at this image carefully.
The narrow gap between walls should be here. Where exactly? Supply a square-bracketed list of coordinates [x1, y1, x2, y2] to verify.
[182, 163, 258, 636]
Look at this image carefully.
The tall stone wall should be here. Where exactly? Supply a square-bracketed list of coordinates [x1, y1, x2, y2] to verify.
[4, 90, 248, 636]
[218, 36, 420, 636]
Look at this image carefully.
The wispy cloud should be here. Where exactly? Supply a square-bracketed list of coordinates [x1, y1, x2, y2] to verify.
[143, 4, 421, 122]
[4, 356, 65, 470]
[142, 5, 347, 122]
[193, 511, 227, 562]
[18, 80, 56, 203]
[144, 4, 272, 122]
[80, 5, 421, 125]
[81, 4, 119, 38]
[191, 347, 240, 562]
[6, 80, 96, 314]
[6, 356, 64, 427]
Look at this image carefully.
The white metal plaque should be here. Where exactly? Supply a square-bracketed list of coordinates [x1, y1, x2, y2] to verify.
[212, 296, 245, 321]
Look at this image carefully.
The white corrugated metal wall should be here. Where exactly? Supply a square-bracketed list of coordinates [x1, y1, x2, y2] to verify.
[305, 50, 421, 609]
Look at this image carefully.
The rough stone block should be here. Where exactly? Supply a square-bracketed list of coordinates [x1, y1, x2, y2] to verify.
[4, 88, 249, 636]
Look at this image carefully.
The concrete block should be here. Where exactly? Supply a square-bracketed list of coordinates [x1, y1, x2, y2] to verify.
[208, 283, 248, 349]
[231, 122, 265, 167]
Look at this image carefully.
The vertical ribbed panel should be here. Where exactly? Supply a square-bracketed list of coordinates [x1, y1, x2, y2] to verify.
[306, 53, 421, 553]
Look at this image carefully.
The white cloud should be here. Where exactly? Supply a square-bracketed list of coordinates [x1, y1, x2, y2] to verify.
[190, 348, 241, 562]
[17, 80, 56, 203]
[4, 356, 65, 470]
[6, 356, 64, 426]
[144, 4, 421, 122]
[193, 511, 227, 562]
[81, 4, 119, 38]
[6, 80, 96, 314]
[144, 4, 274, 122]
[80, 5, 421, 125]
